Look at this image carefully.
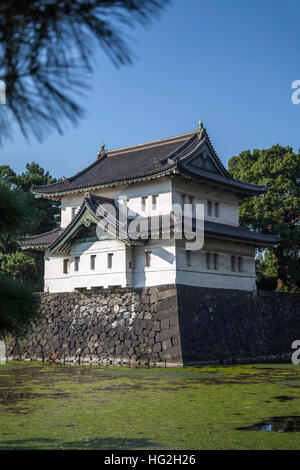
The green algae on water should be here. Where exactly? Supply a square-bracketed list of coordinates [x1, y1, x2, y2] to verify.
[0, 362, 299, 450]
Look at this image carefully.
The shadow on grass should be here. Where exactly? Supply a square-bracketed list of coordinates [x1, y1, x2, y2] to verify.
[0, 437, 162, 450]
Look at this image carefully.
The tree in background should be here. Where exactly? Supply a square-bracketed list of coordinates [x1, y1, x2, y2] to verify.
[0, 0, 169, 144]
[228, 145, 300, 291]
[0, 184, 40, 338]
[0, 163, 60, 289]
[255, 251, 278, 291]
[13, 162, 60, 234]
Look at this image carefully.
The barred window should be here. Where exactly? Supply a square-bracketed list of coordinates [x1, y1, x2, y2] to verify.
[141, 196, 148, 212]
[152, 195, 158, 210]
[74, 256, 80, 272]
[206, 252, 211, 269]
[107, 253, 113, 269]
[186, 250, 191, 267]
[214, 202, 220, 218]
[63, 259, 69, 274]
[145, 250, 151, 268]
[207, 200, 213, 216]
[181, 194, 186, 210]
[90, 255, 96, 270]
[213, 253, 219, 270]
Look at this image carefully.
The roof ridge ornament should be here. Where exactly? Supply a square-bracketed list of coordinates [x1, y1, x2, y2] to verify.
[97, 142, 107, 160]
[63, 177, 70, 185]
[198, 118, 204, 131]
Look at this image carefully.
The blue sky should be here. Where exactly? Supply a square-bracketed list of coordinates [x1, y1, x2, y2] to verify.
[2, 0, 300, 178]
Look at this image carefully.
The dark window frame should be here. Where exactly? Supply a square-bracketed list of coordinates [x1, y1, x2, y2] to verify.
[214, 202, 220, 218]
[144, 250, 151, 268]
[152, 195, 158, 210]
[207, 200, 213, 216]
[74, 256, 80, 272]
[213, 253, 219, 270]
[141, 196, 148, 212]
[186, 250, 191, 267]
[63, 258, 69, 274]
[206, 252, 211, 269]
[90, 254, 96, 271]
[107, 253, 113, 269]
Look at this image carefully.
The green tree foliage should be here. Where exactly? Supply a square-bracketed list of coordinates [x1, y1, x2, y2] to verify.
[228, 145, 300, 291]
[0, 0, 168, 143]
[0, 183, 25, 233]
[0, 274, 40, 338]
[255, 251, 277, 291]
[14, 162, 60, 234]
[0, 185, 40, 338]
[0, 163, 60, 289]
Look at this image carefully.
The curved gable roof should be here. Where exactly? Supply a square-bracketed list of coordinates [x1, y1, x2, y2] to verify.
[32, 128, 266, 197]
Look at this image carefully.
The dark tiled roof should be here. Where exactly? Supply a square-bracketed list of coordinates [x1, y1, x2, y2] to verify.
[203, 221, 280, 245]
[178, 166, 266, 195]
[32, 129, 266, 196]
[20, 228, 64, 249]
[33, 132, 196, 195]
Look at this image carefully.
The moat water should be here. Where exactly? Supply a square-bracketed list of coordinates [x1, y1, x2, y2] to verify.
[0, 362, 300, 449]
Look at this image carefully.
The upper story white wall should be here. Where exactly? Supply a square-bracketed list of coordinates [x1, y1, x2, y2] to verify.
[60, 177, 173, 228]
[172, 177, 239, 226]
[59, 175, 240, 228]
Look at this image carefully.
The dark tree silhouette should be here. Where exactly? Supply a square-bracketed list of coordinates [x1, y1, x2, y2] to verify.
[0, 0, 169, 143]
[0, 183, 40, 338]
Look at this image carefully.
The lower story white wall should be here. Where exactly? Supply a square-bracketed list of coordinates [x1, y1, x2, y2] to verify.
[175, 238, 257, 291]
[44, 238, 177, 292]
[44, 237, 257, 293]
[70, 239, 129, 290]
[45, 239, 130, 292]
[176, 270, 256, 291]
[132, 239, 176, 288]
[44, 251, 71, 293]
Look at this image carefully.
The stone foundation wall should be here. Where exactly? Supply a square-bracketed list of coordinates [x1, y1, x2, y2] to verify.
[6, 285, 300, 366]
[177, 286, 300, 364]
[6, 285, 182, 367]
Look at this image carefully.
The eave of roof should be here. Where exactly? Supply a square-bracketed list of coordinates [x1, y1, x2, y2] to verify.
[203, 221, 280, 245]
[177, 166, 266, 195]
[19, 228, 64, 250]
[33, 167, 177, 200]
